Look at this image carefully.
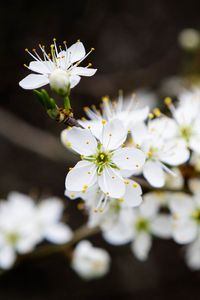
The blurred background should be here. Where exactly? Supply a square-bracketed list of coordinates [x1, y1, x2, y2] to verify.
[1, 0, 200, 299]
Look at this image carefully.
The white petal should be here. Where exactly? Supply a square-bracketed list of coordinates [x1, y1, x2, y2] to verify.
[19, 74, 49, 89]
[112, 147, 145, 170]
[69, 75, 81, 88]
[103, 223, 133, 245]
[62, 127, 97, 155]
[190, 136, 200, 154]
[65, 161, 97, 191]
[172, 220, 197, 244]
[28, 61, 53, 74]
[71, 67, 97, 77]
[185, 237, 200, 270]
[131, 233, 152, 261]
[151, 214, 172, 238]
[161, 140, 190, 166]
[0, 246, 16, 269]
[98, 166, 125, 198]
[143, 160, 165, 187]
[44, 223, 72, 244]
[169, 193, 194, 217]
[139, 194, 159, 218]
[130, 122, 148, 145]
[16, 235, 38, 254]
[37, 198, 64, 224]
[121, 179, 142, 208]
[100, 119, 127, 151]
[67, 41, 86, 64]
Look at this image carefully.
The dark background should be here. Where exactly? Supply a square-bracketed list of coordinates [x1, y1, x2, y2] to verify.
[1, 0, 200, 299]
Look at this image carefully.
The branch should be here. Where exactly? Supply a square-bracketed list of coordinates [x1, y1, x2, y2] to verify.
[23, 225, 100, 259]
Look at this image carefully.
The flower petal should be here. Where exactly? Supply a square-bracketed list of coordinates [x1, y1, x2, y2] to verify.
[120, 179, 142, 207]
[143, 160, 165, 187]
[112, 147, 145, 170]
[151, 214, 172, 238]
[65, 161, 97, 191]
[44, 223, 73, 244]
[28, 61, 53, 74]
[100, 119, 127, 151]
[98, 166, 125, 198]
[19, 74, 49, 89]
[172, 220, 197, 244]
[131, 233, 152, 261]
[67, 41, 86, 64]
[71, 67, 97, 77]
[0, 246, 16, 269]
[69, 75, 81, 88]
[61, 127, 97, 156]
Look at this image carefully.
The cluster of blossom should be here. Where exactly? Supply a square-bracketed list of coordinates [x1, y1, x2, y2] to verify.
[0, 192, 72, 269]
[15, 39, 200, 279]
[63, 88, 200, 271]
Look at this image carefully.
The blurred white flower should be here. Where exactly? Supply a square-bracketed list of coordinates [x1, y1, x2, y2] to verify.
[0, 192, 39, 269]
[79, 93, 149, 139]
[35, 198, 73, 244]
[131, 117, 189, 187]
[0, 192, 73, 269]
[166, 91, 200, 154]
[19, 40, 97, 94]
[71, 240, 110, 280]
[104, 195, 172, 261]
[190, 152, 200, 172]
[185, 236, 200, 270]
[178, 28, 200, 51]
[64, 119, 145, 198]
[169, 189, 200, 244]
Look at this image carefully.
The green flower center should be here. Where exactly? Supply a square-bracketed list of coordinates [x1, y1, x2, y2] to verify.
[180, 126, 192, 143]
[192, 209, 200, 223]
[135, 217, 149, 232]
[6, 232, 19, 245]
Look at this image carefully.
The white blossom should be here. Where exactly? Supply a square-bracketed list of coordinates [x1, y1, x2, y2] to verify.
[103, 195, 172, 261]
[64, 119, 145, 198]
[169, 187, 200, 244]
[165, 91, 200, 154]
[19, 40, 97, 94]
[71, 240, 110, 280]
[34, 197, 73, 244]
[131, 117, 189, 187]
[79, 93, 149, 139]
[0, 192, 39, 269]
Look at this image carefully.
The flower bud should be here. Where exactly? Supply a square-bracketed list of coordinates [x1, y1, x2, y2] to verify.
[49, 69, 70, 96]
[71, 240, 110, 280]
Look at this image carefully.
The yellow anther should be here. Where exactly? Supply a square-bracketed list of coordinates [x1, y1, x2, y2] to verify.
[148, 113, 154, 119]
[99, 208, 104, 213]
[124, 180, 129, 185]
[88, 171, 91, 174]
[81, 117, 86, 121]
[91, 47, 95, 51]
[50, 44, 54, 48]
[69, 167, 73, 170]
[83, 185, 88, 189]
[83, 106, 89, 112]
[86, 141, 90, 144]
[87, 63, 92, 67]
[102, 119, 106, 125]
[118, 198, 124, 203]
[80, 155, 84, 159]
[23, 64, 28, 68]
[87, 126, 91, 129]
[102, 95, 109, 102]
[25, 48, 29, 52]
[53, 38, 56, 42]
[70, 193, 75, 198]
[109, 133, 112, 137]
[77, 202, 85, 210]
[164, 97, 172, 106]
[126, 157, 129, 160]
[112, 176, 115, 179]
[77, 39, 80, 42]
[94, 208, 98, 213]
[153, 108, 161, 117]
[133, 183, 138, 188]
